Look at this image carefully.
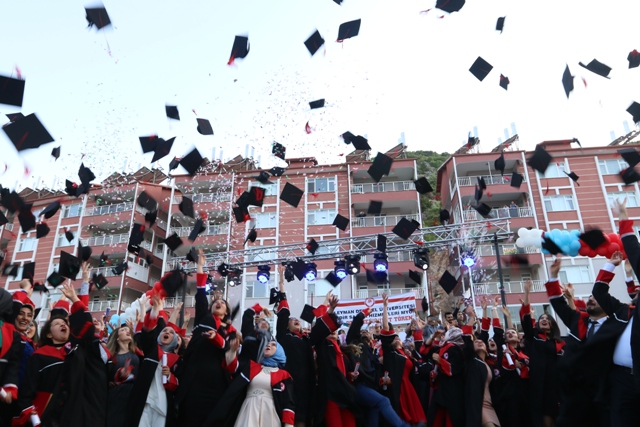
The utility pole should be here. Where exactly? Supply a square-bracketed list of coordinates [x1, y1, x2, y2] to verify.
[493, 232, 508, 326]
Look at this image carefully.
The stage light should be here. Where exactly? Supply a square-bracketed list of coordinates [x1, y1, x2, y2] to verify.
[461, 254, 476, 268]
[304, 263, 317, 281]
[345, 255, 361, 275]
[373, 253, 388, 272]
[205, 274, 215, 293]
[227, 268, 243, 287]
[257, 265, 271, 284]
[284, 263, 295, 282]
[217, 263, 229, 277]
[413, 248, 430, 270]
[334, 260, 348, 280]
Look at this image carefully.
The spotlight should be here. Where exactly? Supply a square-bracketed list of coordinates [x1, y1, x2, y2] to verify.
[283, 263, 295, 282]
[413, 248, 430, 271]
[257, 265, 271, 284]
[345, 255, 361, 275]
[461, 254, 476, 268]
[217, 263, 229, 277]
[373, 253, 388, 272]
[227, 268, 242, 287]
[334, 260, 348, 280]
[205, 274, 214, 293]
[304, 263, 317, 281]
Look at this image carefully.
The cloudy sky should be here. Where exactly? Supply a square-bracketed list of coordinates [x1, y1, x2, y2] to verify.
[1, 0, 640, 189]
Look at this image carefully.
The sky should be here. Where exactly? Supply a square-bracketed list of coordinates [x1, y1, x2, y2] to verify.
[2, 0, 640, 190]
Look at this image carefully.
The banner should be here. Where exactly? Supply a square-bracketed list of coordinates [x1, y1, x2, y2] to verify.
[333, 293, 417, 326]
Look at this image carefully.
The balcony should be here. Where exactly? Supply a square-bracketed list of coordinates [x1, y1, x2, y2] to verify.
[174, 193, 232, 204]
[474, 280, 545, 295]
[91, 266, 122, 278]
[157, 219, 168, 230]
[351, 181, 415, 194]
[4, 223, 13, 231]
[463, 206, 533, 222]
[170, 224, 229, 237]
[475, 244, 539, 257]
[84, 202, 133, 217]
[87, 299, 119, 312]
[351, 214, 420, 228]
[81, 234, 152, 250]
[355, 287, 426, 299]
[457, 175, 526, 187]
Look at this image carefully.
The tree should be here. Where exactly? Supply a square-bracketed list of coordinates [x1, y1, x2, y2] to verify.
[406, 150, 450, 235]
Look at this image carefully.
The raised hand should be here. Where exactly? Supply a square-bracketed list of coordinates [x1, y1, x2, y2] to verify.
[60, 283, 79, 303]
[19, 279, 33, 297]
[382, 293, 388, 307]
[480, 296, 488, 310]
[196, 248, 205, 273]
[328, 295, 339, 313]
[81, 261, 92, 282]
[323, 290, 333, 306]
[614, 197, 628, 220]
[611, 251, 623, 267]
[524, 279, 532, 294]
[550, 256, 562, 278]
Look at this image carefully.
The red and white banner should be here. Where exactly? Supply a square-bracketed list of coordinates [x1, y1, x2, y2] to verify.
[333, 293, 417, 325]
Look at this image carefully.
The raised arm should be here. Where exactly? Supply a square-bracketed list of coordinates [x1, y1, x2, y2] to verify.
[309, 296, 340, 346]
[520, 279, 534, 339]
[346, 306, 372, 345]
[544, 257, 579, 328]
[592, 251, 629, 319]
[382, 293, 389, 331]
[194, 249, 209, 325]
[615, 198, 640, 280]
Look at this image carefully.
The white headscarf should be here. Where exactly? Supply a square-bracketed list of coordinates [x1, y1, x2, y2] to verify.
[442, 327, 465, 346]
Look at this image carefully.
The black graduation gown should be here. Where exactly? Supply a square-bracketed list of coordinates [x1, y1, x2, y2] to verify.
[345, 310, 382, 390]
[428, 342, 465, 427]
[107, 351, 140, 427]
[379, 332, 421, 417]
[462, 335, 490, 427]
[0, 322, 24, 427]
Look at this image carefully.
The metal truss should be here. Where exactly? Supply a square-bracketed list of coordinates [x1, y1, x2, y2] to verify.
[173, 219, 513, 272]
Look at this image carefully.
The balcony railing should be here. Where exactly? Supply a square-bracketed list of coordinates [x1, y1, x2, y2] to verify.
[156, 219, 168, 230]
[91, 266, 122, 278]
[457, 175, 526, 187]
[4, 223, 13, 231]
[355, 287, 426, 299]
[170, 224, 228, 237]
[87, 300, 119, 312]
[351, 181, 415, 194]
[81, 234, 152, 250]
[163, 295, 196, 308]
[174, 193, 232, 204]
[475, 244, 539, 257]
[351, 214, 421, 228]
[474, 280, 545, 295]
[463, 206, 533, 222]
[84, 202, 133, 216]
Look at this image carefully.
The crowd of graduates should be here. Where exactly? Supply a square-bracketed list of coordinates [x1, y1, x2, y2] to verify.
[1, 198, 640, 427]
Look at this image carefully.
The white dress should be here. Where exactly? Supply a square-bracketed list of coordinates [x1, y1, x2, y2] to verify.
[234, 366, 282, 427]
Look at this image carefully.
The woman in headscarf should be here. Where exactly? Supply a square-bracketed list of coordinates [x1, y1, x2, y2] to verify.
[430, 326, 466, 427]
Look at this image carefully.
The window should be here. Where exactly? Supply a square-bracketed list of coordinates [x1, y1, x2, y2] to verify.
[599, 159, 628, 175]
[246, 278, 272, 298]
[254, 213, 277, 229]
[56, 233, 77, 247]
[308, 209, 336, 225]
[63, 204, 82, 218]
[538, 162, 565, 178]
[543, 195, 575, 211]
[18, 237, 37, 252]
[307, 178, 336, 193]
[559, 266, 591, 284]
[608, 192, 639, 208]
[249, 183, 277, 197]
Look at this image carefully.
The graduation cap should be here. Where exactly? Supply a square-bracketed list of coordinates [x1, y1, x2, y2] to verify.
[65, 229, 74, 243]
[377, 234, 387, 252]
[332, 214, 349, 231]
[619, 148, 640, 168]
[163, 233, 183, 252]
[51, 146, 61, 160]
[436, 0, 465, 13]
[565, 171, 579, 184]
[272, 142, 286, 160]
[31, 282, 47, 294]
[165, 105, 180, 120]
[309, 99, 325, 109]
[36, 223, 50, 239]
[414, 177, 433, 194]
[392, 217, 420, 240]
[579, 59, 612, 79]
[169, 157, 180, 171]
[510, 172, 524, 189]
[439, 209, 450, 225]
[233, 206, 250, 223]
[18, 206, 36, 233]
[499, 74, 509, 90]
[112, 262, 128, 276]
[469, 57, 493, 82]
[342, 131, 356, 144]
[472, 203, 492, 218]
[78, 163, 95, 188]
[366, 268, 387, 285]
[337, 19, 361, 41]
[474, 185, 483, 202]
[129, 223, 145, 247]
[245, 228, 257, 244]
[3, 264, 18, 277]
[496, 16, 505, 32]
[228, 35, 250, 65]
[21, 262, 35, 283]
[628, 50, 640, 69]
[304, 30, 325, 56]
[541, 235, 562, 255]
[3, 113, 54, 151]
[621, 167, 640, 185]
[196, 118, 214, 136]
[85, 7, 111, 29]
[99, 251, 109, 265]
[280, 182, 304, 208]
[159, 269, 186, 297]
[180, 148, 204, 175]
[367, 200, 383, 215]
[0, 75, 25, 107]
[78, 242, 92, 262]
[528, 145, 552, 174]
[439, 270, 458, 294]
[92, 273, 108, 290]
[139, 135, 158, 153]
[137, 191, 157, 211]
[580, 228, 606, 249]
[186, 247, 199, 263]
[0, 211, 7, 226]
[1, 190, 24, 213]
[507, 254, 529, 269]
[151, 137, 175, 163]
[229, 303, 241, 323]
[217, 263, 229, 276]
[40, 201, 61, 219]
[307, 238, 319, 255]
[236, 191, 250, 209]
[59, 251, 81, 280]
[368, 153, 393, 182]
[269, 288, 285, 305]
[290, 258, 307, 281]
[189, 219, 206, 241]
[477, 176, 487, 190]
[627, 102, 640, 124]
[352, 135, 371, 151]
[409, 270, 422, 285]
[269, 167, 285, 177]
[179, 197, 195, 218]
[255, 171, 274, 185]
[64, 180, 82, 198]
[300, 304, 316, 323]
[46, 271, 65, 288]
[562, 65, 574, 99]
[145, 209, 157, 226]
[325, 272, 342, 288]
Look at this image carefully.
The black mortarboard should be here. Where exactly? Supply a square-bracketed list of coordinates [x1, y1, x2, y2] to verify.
[160, 269, 186, 297]
[565, 171, 579, 184]
[0, 76, 25, 107]
[64, 180, 82, 198]
[180, 148, 204, 175]
[1, 190, 23, 213]
[196, 118, 214, 136]
[269, 167, 285, 177]
[21, 262, 35, 283]
[307, 238, 319, 255]
[300, 304, 316, 323]
[342, 131, 356, 144]
[228, 35, 250, 64]
[499, 74, 509, 90]
[186, 247, 198, 263]
[269, 288, 285, 305]
[368, 153, 393, 182]
[139, 135, 158, 153]
[478, 176, 487, 190]
[580, 228, 606, 249]
[85, 7, 111, 29]
[163, 233, 183, 252]
[145, 209, 157, 226]
[439, 209, 450, 225]
[3, 264, 18, 277]
[309, 99, 325, 109]
[469, 57, 493, 82]
[436, 0, 465, 13]
[137, 191, 157, 211]
[280, 182, 304, 208]
[628, 50, 640, 69]
[78, 163, 95, 188]
[99, 251, 108, 264]
[255, 171, 274, 184]
[6, 113, 25, 123]
[325, 272, 342, 288]
[179, 197, 195, 218]
[0, 211, 7, 226]
[496, 16, 505, 32]
[36, 223, 50, 239]
[59, 251, 81, 280]
[619, 148, 640, 168]
[248, 187, 265, 207]
[129, 223, 145, 247]
[472, 203, 492, 218]
[47, 271, 65, 287]
[291, 258, 307, 281]
[236, 191, 250, 209]
[337, 19, 361, 41]
[165, 105, 180, 120]
[65, 229, 74, 242]
[414, 177, 433, 194]
[508, 254, 529, 269]
[245, 228, 257, 244]
[528, 145, 552, 173]
[272, 142, 286, 160]
[304, 30, 325, 56]
[169, 157, 180, 171]
[421, 296, 429, 313]
[51, 146, 61, 160]
[409, 270, 422, 285]
[541, 235, 562, 255]
[78, 242, 92, 261]
[112, 262, 128, 276]
[627, 102, 640, 124]
[40, 201, 61, 219]
[188, 219, 205, 241]
[377, 234, 387, 252]
[439, 271, 457, 294]
[367, 200, 383, 215]
[233, 206, 250, 223]
[151, 137, 175, 162]
[351, 135, 371, 151]
[621, 167, 640, 185]
[3, 113, 54, 151]
[32, 283, 48, 294]
[510, 172, 524, 189]
[366, 268, 387, 285]
[332, 214, 349, 231]
[92, 273, 108, 290]
[392, 217, 420, 240]
[562, 65, 574, 98]
[18, 206, 36, 233]
[579, 59, 612, 79]
[474, 185, 483, 202]
[333, 0, 343, 3]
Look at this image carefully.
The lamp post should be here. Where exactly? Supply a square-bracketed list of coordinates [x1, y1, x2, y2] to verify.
[493, 232, 508, 326]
